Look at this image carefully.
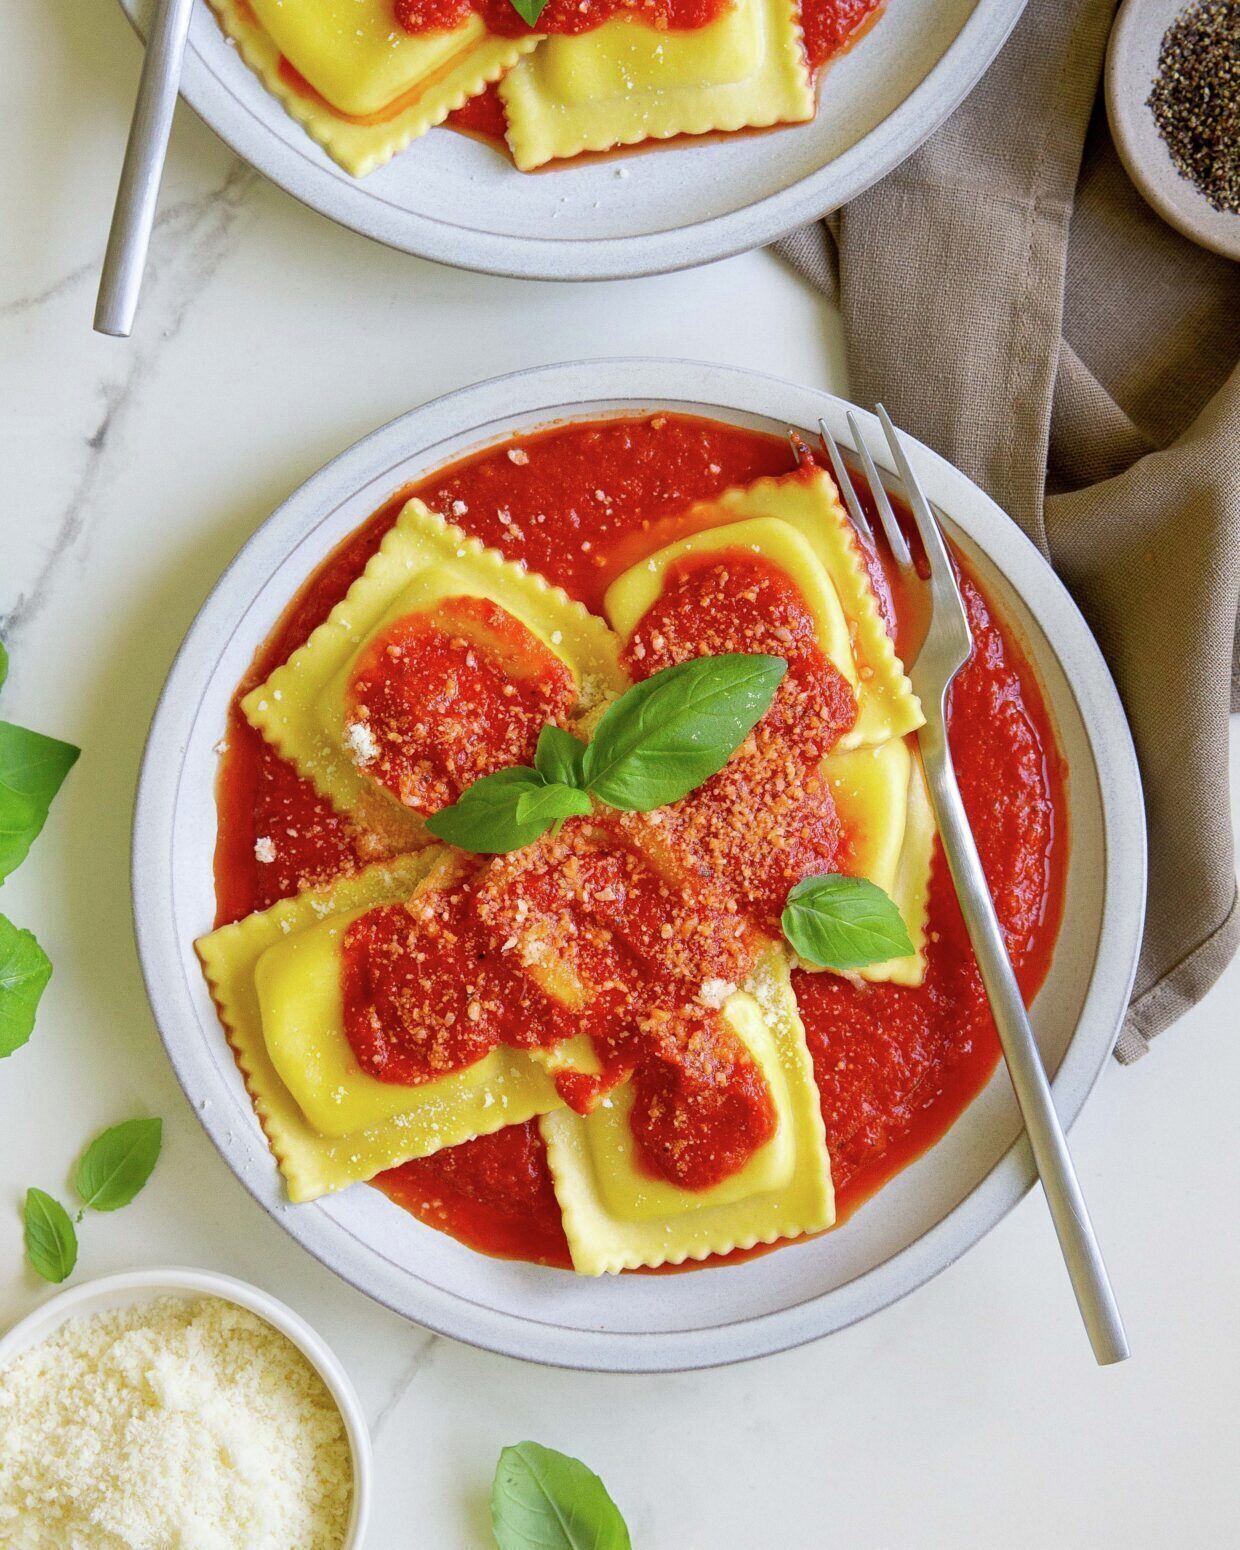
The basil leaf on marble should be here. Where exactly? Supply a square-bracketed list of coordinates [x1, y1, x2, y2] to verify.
[75, 1118, 163, 1213]
[534, 725, 588, 790]
[0, 915, 52, 1058]
[581, 653, 785, 811]
[491, 1442, 631, 1550]
[781, 874, 913, 970]
[23, 1188, 78, 1284]
[425, 767, 552, 855]
[0, 721, 80, 882]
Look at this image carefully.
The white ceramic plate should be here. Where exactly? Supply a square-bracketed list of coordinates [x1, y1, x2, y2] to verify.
[132, 359, 1145, 1370]
[121, 0, 1028, 278]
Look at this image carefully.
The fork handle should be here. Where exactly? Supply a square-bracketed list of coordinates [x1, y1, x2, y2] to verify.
[919, 720, 1130, 1365]
[94, 0, 196, 336]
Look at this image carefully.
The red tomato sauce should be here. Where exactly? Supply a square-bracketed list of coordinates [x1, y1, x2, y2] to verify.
[620, 548, 857, 932]
[398, 0, 730, 38]
[345, 595, 577, 816]
[213, 413, 1067, 1267]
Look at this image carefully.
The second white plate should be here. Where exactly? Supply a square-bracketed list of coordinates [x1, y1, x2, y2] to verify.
[123, 0, 1028, 277]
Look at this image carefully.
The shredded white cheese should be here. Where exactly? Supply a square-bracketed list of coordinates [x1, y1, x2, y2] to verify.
[254, 836, 276, 865]
[0, 1295, 352, 1550]
[698, 978, 737, 1010]
[344, 719, 379, 768]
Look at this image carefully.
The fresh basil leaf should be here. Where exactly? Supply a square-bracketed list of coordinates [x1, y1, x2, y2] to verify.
[782, 874, 913, 970]
[492, 1442, 631, 1550]
[75, 1117, 163, 1213]
[425, 767, 551, 854]
[581, 653, 786, 812]
[0, 915, 52, 1058]
[23, 1188, 77, 1284]
[0, 639, 8, 691]
[508, 0, 550, 25]
[534, 725, 588, 789]
[0, 721, 80, 882]
[514, 783, 592, 827]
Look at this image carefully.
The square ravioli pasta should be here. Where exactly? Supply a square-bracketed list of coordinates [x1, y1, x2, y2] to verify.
[196, 852, 564, 1202]
[209, 0, 540, 176]
[602, 465, 924, 750]
[541, 951, 834, 1273]
[499, 0, 815, 170]
[242, 498, 626, 847]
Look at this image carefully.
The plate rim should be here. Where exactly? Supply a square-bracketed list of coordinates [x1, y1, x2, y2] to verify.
[125, 0, 1031, 279]
[132, 357, 1146, 1370]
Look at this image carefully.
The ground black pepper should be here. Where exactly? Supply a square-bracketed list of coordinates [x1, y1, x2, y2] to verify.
[1147, 0, 1239, 213]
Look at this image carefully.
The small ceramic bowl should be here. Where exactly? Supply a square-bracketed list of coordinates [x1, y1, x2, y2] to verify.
[1106, 0, 1240, 261]
[0, 1267, 371, 1550]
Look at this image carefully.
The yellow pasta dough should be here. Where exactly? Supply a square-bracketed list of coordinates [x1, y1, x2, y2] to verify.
[499, 0, 815, 170]
[819, 738, 938, 986]
[601, 469, 923, 749]
[196, 852, 564, 1202]
[242, 498, 626, 845]
[540, 950, 833, 1273]
[209, 0, 539, 176]
[602, 515, 859, 694]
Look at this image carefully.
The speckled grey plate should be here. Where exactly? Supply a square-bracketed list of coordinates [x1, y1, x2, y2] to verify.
[120, 0, 1028, 278]
[133, 359, 1145, 1370]
[1106, 0, 1240, 261]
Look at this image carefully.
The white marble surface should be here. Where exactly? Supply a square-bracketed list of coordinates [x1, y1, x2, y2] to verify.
[3, 3, 1239, 1546]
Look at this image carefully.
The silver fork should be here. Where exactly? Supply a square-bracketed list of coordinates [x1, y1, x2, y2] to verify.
[820, 405, 1130, 1367]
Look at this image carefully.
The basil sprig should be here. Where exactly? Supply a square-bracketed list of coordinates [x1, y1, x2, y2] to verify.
[23, 1117, 163, 1284]
[0, 635, 79, 1060]
[507, 0, 551, 26]
[427, 653, 784, 856]
[491, 1442, 630, 1550]
[23, 1188, 77, 1284]
[781, 874, 914, 970]
[0, 721, 80, 883]
[581, 652, 786, 810]
[0, 917, 52, 1058]
[75, 1117, 163, 1214]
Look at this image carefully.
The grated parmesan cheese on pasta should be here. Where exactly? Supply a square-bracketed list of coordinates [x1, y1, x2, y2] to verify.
[0, 1295, 352, 1550]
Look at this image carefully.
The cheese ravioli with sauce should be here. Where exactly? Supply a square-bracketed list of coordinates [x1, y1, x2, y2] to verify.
[541, 951, 833, 1274]
[196, 852, 564, 1202]
[209, 0, 539, 176]
[243, 499, 626, 846]
[499, 0, 814, 170]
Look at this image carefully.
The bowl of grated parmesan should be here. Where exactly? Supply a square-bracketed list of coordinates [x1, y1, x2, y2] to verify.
[0, 1267, 371, 1550]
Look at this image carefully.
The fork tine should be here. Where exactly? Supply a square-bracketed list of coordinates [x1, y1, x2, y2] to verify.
[846, 410, 913, 568]
[874, 403, 953, 580]
[816, 419, 875, 547]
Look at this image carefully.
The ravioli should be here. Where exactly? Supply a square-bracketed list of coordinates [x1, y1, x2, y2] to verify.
[196, 852, 563, 1202]
[540, 950, 833, 1273]
[499, 0, 814, 170]
[820, 739, 937, 986]
[603, 516, 858, 695]
[209, 0, 540, 176]
[242, 498, 626, 844]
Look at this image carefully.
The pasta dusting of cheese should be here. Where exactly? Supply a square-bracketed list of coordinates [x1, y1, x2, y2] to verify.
[0, 1296, 351, 1550]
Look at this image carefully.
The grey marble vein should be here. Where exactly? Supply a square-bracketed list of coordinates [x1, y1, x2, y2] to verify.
[0, 160, 259, 643]
[0, 157, 252, 320]
[370, 1330, 440, 1441]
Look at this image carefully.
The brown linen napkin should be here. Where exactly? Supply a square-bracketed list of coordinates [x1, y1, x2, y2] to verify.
[776, 0, 1240, 1061]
